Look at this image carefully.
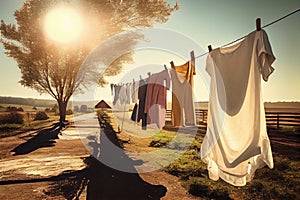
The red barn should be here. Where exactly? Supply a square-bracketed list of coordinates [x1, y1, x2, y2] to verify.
[95, 100, 111, 109]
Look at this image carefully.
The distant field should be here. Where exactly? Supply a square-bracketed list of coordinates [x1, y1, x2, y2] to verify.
[0, 103, 49, 112]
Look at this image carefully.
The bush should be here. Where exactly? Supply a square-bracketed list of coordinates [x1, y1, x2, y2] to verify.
[74, 105, 79, 112]
[45, 108, 51, 112]
[51, 104, 58, 112]
[0, 112, 24, 124]
[66, 109, 73, 115]
[32, 106, 37, 110]
[17, 107, 24, 112]
[34, 111, 49, 120]
[80, 105, 88, 112]
[6, 106, 18, 112]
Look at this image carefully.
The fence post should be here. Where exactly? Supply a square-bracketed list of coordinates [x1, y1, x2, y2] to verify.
[27, 112, 31, 131]
[277, 113, 279, 129]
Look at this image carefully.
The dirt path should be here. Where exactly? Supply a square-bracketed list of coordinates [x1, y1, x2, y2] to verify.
[0, 113, 200, 200]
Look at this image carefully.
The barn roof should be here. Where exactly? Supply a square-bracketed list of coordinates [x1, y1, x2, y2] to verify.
[95, 100, 111, 109]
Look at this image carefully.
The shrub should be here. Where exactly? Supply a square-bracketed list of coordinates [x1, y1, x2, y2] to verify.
[17, 107, 24, 112]
[32, 106, 37, 110]
[45, 108, 51, 112]
[0, 112, 24, 124]
[34, 111, 49, 120]
[6, 106, 18, 112]
[80, 105, 88, 112]
[66, 109, 73, 115]
[51, 104, 58, 112]
[74, 105, 79, 112]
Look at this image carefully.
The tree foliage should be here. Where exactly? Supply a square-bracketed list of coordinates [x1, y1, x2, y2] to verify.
[0, 0, 178, 122]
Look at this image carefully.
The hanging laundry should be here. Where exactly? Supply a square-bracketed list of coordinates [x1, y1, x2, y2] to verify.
[170, 61, 196, 127]
[113, 83, 131, 105]
[131, 103, 138, 122]
[131, 80, 139, 104]
[137, 78, 148, 130]
[118, 84, 127, 104]
[130, 80, 140, 122]
[110, 83, 114, 96]
[125, 83, 131, 104]
[144, 69, 171, 130]
[112, 84, 121, 105]
[201, 29, 275, 186]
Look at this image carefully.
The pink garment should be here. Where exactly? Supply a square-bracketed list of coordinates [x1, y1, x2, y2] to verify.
[144, 69, 170, 129]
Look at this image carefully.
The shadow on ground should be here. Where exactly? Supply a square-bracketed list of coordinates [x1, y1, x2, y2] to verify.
[15, 111, 167, 199]
[11, 122, 64, 155]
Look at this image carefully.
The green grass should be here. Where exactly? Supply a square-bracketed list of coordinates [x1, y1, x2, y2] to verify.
[149, 130, 300, 200]
[149, 130, 175, 147]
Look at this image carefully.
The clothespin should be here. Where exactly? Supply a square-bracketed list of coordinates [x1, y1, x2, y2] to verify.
[256, 18, 261, 31]
[132, 78, 135, 83]
[164, 64, 168, 70]
[190, 50, 195, 66]
[147, 72, 151, 77]
[139, 75, 143, 80]
[208, 45, 212, 52]
[170, 61, 175, 69]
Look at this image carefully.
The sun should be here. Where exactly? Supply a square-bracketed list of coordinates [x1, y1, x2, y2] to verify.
[44, 6, 83, 44]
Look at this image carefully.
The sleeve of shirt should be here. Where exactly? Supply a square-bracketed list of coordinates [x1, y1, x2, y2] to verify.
[257, 30, 276, 82]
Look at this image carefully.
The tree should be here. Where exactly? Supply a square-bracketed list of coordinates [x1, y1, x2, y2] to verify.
[0, 0, 178, 123]
[80, 105, 88, 113]
[74, 105, 79, 112]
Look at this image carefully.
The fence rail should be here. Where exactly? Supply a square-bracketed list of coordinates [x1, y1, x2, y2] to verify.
[166, 109, 300, 128]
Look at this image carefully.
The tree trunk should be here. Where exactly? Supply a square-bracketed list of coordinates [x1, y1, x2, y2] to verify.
[58, 100, 67, 123]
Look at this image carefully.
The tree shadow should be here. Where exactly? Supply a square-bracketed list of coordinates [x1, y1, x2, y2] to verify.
[46, 111, 167, 199]
[11, 122, 64, 155]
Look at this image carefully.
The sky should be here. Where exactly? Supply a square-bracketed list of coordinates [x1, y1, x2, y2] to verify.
[0, 0, 300, 103]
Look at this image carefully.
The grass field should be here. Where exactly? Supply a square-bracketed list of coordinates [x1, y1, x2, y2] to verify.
[117, 111, 299, 200]
[147, 129, 300, 200]
[0, 103, 77, 136]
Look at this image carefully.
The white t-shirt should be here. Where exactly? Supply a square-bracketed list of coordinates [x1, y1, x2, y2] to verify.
[201, 29, 275, 186]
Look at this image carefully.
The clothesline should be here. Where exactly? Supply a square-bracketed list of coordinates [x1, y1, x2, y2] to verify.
[113, 8, 300, 85]
[194, 8, 300, 60]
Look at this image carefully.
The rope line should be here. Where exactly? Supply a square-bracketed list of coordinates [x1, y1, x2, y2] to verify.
[194, 8, 300, 60]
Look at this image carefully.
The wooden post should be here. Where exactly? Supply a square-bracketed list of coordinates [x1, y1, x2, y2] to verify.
[277, 113, 280, 129]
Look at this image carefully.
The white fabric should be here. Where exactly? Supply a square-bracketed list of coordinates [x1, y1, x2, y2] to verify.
[201, 29, 275, 186]
[118, 85, 126, 104]
[132, 81, 139, 104]
[125, 84, 131, 104]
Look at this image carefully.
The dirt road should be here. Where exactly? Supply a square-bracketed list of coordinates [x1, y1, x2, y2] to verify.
[0, 113, 199, 200]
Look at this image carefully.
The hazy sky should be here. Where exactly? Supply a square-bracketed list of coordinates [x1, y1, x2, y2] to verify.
[0, 0, 300, 102]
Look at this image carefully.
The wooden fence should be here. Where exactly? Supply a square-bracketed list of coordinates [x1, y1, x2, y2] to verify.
[265, 111, 300, 128]
[166, 109, 300, 128]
